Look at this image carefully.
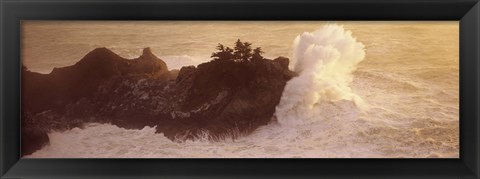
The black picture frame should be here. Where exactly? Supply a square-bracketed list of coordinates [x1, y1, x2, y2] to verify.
[1, 0, 479, 178]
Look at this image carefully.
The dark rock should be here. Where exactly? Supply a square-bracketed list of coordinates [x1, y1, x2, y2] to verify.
[274, 56, 290, 69]
[21, 112, 50, 156]
[129, 47, 169, 75]
[158, 58, 295, 140]
[22, 47, 171, 114]
[21, 128, 49, 156]
[21, 47, 296, 155]
[176, 66, 196, 83]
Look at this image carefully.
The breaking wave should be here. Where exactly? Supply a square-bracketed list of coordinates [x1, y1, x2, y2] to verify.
[276, 24, 367, 126]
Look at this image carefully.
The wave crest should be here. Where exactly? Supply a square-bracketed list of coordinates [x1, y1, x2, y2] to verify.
[276, 24, 367, 126]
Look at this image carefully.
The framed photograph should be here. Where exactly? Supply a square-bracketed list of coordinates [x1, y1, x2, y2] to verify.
[1, 0, 479, 178]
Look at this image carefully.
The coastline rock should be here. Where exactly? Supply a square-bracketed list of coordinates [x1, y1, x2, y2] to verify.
[22, 47, 170, 114]
[21, 47, 295, 155]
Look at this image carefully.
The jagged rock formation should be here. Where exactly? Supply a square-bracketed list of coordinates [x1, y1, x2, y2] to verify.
[21, 47, 295, 156]
[22, 47, 170, 114]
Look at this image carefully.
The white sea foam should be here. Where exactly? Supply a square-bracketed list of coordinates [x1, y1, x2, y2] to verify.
[276, 24, 367, 126]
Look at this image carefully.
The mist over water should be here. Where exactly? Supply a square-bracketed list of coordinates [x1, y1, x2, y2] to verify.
[23, 21, 459, 158]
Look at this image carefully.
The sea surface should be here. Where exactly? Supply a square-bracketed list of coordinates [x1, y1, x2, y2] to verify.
[22, 21, 459, 158]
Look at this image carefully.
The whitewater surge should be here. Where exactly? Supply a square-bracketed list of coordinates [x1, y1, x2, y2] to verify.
[276, 24, 366, 126]
[26, 24, 459, 158]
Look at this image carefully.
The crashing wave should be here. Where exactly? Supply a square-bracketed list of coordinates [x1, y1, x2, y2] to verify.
[276, 24, 367, 126]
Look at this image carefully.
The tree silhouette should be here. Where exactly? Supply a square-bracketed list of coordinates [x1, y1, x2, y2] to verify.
[211, 39, 264, 62]
[211, 43, 234, 61]
[251, 47, 264, 62]
[233, 39, 252, 62]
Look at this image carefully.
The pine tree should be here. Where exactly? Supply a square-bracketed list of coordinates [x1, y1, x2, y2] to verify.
[211, 40, 264, 63]
[211, 43, 234, 61]
[233, 39, 253, 62]
[251, 47, 264, 62]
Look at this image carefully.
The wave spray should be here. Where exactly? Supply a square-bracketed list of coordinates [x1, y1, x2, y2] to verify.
[276, 24, 367, 126]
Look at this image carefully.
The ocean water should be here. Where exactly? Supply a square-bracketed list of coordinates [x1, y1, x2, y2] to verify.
[22, 21, 459, 158]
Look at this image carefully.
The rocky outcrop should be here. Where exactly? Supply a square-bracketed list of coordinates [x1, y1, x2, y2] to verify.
[21, 47, 295, 156]
[158, 57, 296, 140]
[22, 47, 170, 114]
